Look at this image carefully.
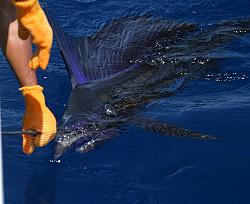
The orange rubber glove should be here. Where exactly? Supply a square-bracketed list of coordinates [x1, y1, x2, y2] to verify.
[12, 0, 53, 70]
[20, 85, 56, 154]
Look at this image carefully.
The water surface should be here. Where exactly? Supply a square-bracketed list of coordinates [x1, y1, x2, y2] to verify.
[1, 0, 250, 203]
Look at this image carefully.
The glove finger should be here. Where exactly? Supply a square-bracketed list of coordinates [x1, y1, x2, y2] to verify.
[29, 51, 39, 70]
[22, 134, 35, 155]
[38, 48, 50, 70]
[34, 132, 56, 147]
[18, 21, 29, 40]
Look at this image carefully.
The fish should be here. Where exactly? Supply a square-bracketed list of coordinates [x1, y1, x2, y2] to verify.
[46, 8, 250, 158]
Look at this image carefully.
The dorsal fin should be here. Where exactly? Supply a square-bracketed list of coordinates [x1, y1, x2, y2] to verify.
[46, 10, 89, 87]
[46, 8, 198, 88]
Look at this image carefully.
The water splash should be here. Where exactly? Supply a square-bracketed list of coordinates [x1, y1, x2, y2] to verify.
[202, 72, 248, 82]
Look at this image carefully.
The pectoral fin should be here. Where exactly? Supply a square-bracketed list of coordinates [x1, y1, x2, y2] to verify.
[131, 116, 216, 140]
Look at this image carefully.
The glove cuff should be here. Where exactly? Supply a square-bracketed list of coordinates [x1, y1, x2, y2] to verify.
[19, 85, 47, 112]
[12, 0, 37, 8]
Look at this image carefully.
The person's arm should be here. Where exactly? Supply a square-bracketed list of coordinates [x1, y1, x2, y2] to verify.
[0, 0, 37, 86]
[12, 0, 53, 70]
[0, 0, 56, 154]
[5, 21, 37, 86]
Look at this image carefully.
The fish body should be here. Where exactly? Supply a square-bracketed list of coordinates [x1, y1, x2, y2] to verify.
[46, 8, 250, 157]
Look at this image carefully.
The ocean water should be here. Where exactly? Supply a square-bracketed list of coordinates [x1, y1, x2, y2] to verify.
[1, 0, 250, 203]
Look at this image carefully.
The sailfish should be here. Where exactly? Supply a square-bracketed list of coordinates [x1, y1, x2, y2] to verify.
[46, 8, 250, 158]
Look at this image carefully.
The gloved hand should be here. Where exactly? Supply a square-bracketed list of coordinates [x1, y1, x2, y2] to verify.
[12, 0, 53, 70]
[20, 85, 56, 154]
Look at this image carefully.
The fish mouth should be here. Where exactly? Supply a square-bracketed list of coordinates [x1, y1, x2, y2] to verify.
[54, 126, 118, 159]
[54, 131, 98, 159]
[53, 114, 119, 158]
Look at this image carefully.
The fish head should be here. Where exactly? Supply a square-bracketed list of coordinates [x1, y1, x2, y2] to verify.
[54, 115, 100, 157]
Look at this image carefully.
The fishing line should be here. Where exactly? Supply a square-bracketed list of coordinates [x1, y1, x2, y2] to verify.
[2, 126, 69, 136]
[1, 130, 39, 136]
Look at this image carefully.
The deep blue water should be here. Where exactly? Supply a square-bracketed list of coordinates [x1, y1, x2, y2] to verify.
[1, 0, 250, 203]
